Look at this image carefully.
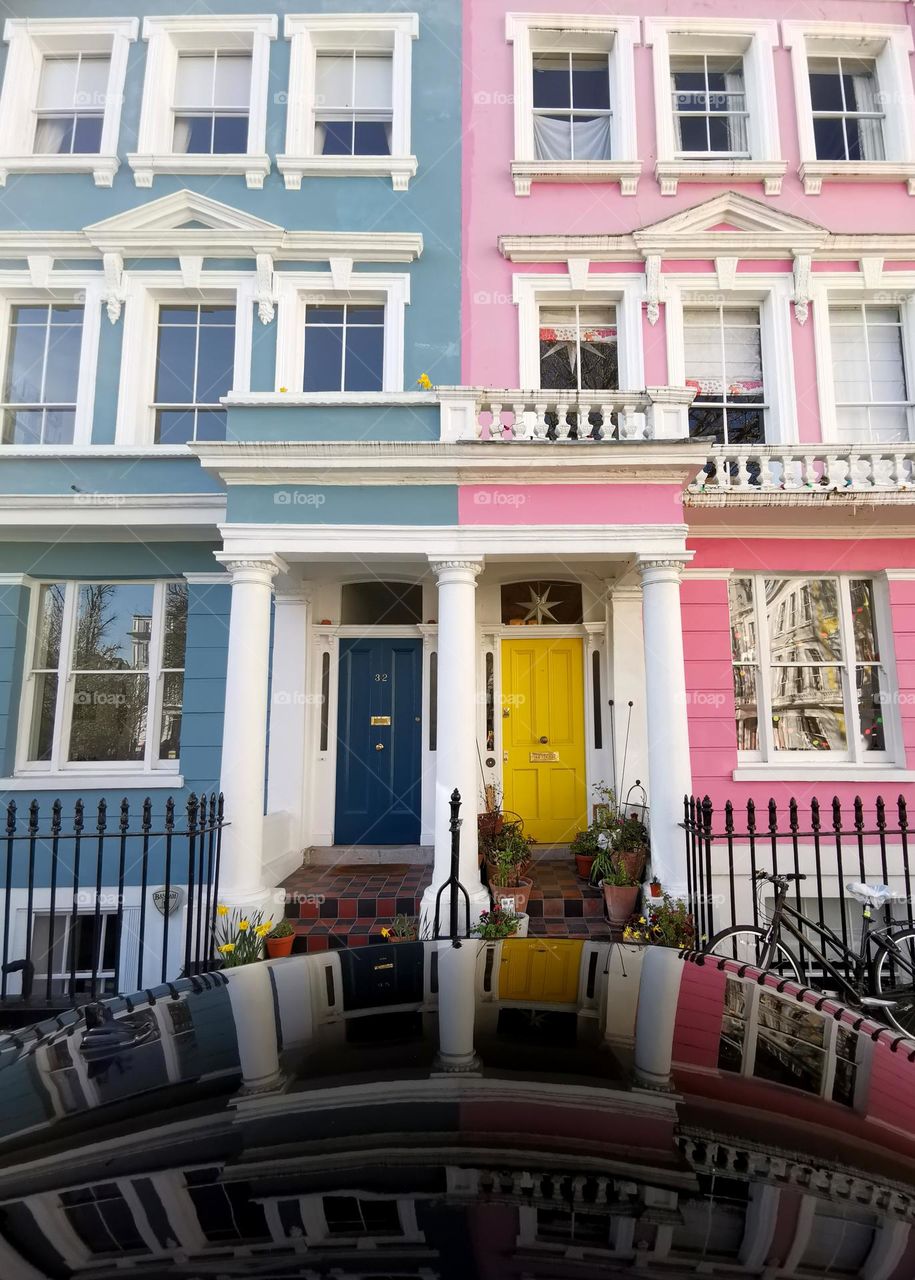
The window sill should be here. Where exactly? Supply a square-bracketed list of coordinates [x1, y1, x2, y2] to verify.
[733, 764, 915, 783]
[2, 772, 184, 791]
[277, 154, 418, 191]
[0, 154, 119, 188]
[224, 391, 434, 407]
[799, 160, 915, 196]
[511, 159, 641, 197]
[126, 153, 271, 190]
[656, 159, 787, 197]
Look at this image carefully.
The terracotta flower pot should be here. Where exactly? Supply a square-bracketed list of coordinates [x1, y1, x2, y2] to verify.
[649, 882, 662, 899]
[491, 877, 533, 916]
[574, 853, 596, 880]
[478, 812, 504, 839]
[266, 934, 295, 959]
[603, 883, 640, 927]
[616, 847, 648, 884]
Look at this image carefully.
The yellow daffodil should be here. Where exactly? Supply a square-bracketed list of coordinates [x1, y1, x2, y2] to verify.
[217, 942, 235, 954]
[238, 919, 249, 932]
[416, 373, 432, 390]
[255, 924, 271, 938]
[216, 904, 229, 917]
[639, 916, 647, 924]
[279, 386, 288, 393]
[380, 927, 390, 938]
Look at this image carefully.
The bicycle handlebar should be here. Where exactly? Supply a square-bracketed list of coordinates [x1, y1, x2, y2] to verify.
[753, 870, 807, 883]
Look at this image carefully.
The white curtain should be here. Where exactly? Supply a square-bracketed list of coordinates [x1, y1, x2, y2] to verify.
[725, 71, 748, 155]
[852, 70, 884, 160]
[684, 308, 763, 397]
[34, 117, 72, 154]
[533, 114, 611, 162]
[172, 117, 193, 154]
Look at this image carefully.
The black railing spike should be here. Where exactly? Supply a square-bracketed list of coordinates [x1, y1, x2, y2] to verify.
[789, 797, 798, 833]
[876, 795, 886, 832]
[901, 794, 909, 831]
[700, 795, 713, 832]
[854, 795, 864, 832]
[96, 797, 107, 834]
[832, 796, 842, 832]
[217, 792, 225, 821]
[28, 799, 39, 835]
[120, 797, 130, 833]
[51, 798, 62, 836]
[5, 800, 15, 837]
[142, 797, 152, 832]
[724, 799, 734, 834]
[746, 798, 756, 835]
[767, 798, 777, 833]
[74, 798, 84, 834]
[811, 796, 821, 832]
[187, 793, 199, 825]
[165, 795, 175, 831]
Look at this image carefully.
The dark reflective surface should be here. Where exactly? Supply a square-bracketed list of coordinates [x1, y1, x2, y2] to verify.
[0, 939, 914, 1278]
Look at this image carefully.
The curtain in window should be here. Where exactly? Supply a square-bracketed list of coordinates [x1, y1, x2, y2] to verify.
[684, 309, 763, 397]
[724, 71, 748, 154]
[539, 313, 617, 381]
[533, 114, 611, 162]
[851, 69, 884, 161]
[34, 118, 72, 153]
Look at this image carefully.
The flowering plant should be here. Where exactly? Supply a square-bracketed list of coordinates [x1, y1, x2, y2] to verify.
[471, 903, 522, 940]
[622, 894, 696, 949]
[213, 905, 272, 966]
[381, 914, 418, 940]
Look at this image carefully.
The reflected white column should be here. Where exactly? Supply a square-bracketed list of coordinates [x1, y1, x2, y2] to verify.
[633, 945, 685, 1090]
[434, 942, 481, 1072]
[225, 962, 285, 1093]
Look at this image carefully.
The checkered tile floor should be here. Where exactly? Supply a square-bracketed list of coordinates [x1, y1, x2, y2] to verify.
[280, 858, 611, 952]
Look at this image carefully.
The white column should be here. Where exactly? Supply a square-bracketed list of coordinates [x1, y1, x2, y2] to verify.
[633, 944, 685, 1089]
[214, 554, 286, 903]
[421, 558, 489, 931]
[638, 556, 693, 893]
[225, 963, 284, 1093]
[434, 941, 481, 1071]
[266, 586, 312, 845]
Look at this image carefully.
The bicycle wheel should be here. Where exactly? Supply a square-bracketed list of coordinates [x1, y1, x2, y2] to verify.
[873, 929, 915, 1037]
[705, 926, 803, 983]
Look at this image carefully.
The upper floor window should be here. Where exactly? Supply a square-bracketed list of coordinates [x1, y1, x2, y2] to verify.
[829, 303, 912, 443]
[729, 575, 891, 763]
[1, 303, 83, 446]
[303, 304, 384, 393]
[173, 51, 251, 156]
[809, 57, 884, 162]
[684, 305, 765, 444]
[61, 1184, 147, 1256]
[315, 50, 393, 157]
[20, 581, 188, 774]
[539, 305, 617, 391]
[671, 55, 748, 158]
[153, 303, 236, 443]
[506, 14, 640, 195]
[129, 15, 276, 189]
[34, 54, 109, 156]
[0, 17, 137, 186]
[279, 14, 418, 190]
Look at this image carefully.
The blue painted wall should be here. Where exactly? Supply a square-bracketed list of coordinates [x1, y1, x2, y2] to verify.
[226, 483, 459, 525]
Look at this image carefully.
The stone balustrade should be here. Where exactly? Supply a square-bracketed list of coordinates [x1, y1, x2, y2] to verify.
[437, 386, 695, 442]
[689, 444, 915, 496]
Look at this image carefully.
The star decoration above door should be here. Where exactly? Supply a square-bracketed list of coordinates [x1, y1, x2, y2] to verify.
[515, 585, 560, 624]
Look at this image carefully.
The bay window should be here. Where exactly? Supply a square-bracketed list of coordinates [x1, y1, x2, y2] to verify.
[829, 303, 913, 442]
[729, 576, 891, 763]
[684, 305, 766, 444]
[21, 581, 187, 774]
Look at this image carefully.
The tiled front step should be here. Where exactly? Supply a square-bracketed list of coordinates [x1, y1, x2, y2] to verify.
[291, 918, 410, 953]
[283, 863, 432, 923]
[526, 857, 605, 922]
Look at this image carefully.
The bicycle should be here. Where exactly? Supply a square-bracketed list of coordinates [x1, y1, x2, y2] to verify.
[704, 870, 915, 1037]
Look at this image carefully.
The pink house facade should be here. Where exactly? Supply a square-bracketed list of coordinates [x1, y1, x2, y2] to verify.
[444, 0, 915, 912]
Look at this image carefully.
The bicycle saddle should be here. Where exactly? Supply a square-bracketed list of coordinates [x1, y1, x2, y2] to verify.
[846, 882, 894, 908]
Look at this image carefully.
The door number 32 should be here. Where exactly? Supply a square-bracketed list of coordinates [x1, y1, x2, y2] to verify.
[373, 673, 389, 682]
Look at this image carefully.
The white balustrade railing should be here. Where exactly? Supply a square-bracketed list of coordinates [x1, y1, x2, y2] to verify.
[690, 444, 915, 494]
[437, 386, 695, 442]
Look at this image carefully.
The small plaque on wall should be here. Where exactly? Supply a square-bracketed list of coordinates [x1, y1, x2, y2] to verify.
[529, 751, 559, 763]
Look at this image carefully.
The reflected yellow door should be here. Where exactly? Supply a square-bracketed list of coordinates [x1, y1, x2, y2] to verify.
[499, 939, 584, 1003]
[501, 636, 587, 844]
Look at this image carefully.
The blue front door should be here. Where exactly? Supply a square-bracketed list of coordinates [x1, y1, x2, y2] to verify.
[334, 637, 423, 845]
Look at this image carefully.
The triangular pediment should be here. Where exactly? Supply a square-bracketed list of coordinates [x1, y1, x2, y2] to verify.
[637, 192, 827, 243]
[86, 190, 283, 237]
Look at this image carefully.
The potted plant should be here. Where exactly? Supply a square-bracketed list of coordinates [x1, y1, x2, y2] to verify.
[213, 905, 272, 967]
[478, 782, 504, 840]
[589, 849, 640, 927]
[649, 875, 663, 899]
[484, 819, 535, 915]
[613, 811, 649, 884]
[622, 894, 696, 949]
[570, 827, 600, 880]
[265, 917, 296, 958]
[471, 903, 524, 939]
[380, 914, 418, 942]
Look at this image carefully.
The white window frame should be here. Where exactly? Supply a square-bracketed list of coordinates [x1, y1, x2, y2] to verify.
[644, 18, 785, 197]
[0, 17, 137, 187]
[0, 274, 103, 449]
[278, 13, 418, 191]
[128, 14, 277, 190]
[782, 21, 915, 196]
[15, 579, 187, 779]
[274, 272, 409, 395]
[513, 272, 644, 391]
[812, 274, 915, 445]
[505, 13, 640, 196]
[115, 272, 254, 447]
[730, 573, 899, 769]
[664, 274, 797, 445]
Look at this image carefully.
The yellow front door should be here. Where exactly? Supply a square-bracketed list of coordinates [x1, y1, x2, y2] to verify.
[501, 636, 587, 844]
[499, 939, 584, 1004]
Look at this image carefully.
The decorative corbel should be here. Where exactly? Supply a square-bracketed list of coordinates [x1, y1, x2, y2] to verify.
[27, 255, 53, 289]
[715, 257, 738, 292]
[328, 256, 354, 292]
[644, 254, 663, 326]
[792, 253, 812, 326]
[567, 257, 590, 291]
[179, 255, 203, 289]
[255, 253, 277, 325]
[860, 256, 885, 291]
[102, 252, 126, 324]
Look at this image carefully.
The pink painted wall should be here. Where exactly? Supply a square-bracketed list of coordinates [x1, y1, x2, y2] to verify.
[458, 482, 684, 525]
[462, 0, 915, 442]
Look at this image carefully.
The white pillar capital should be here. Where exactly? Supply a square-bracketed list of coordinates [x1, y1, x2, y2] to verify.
[637, 555, 692, 586]
[214, 553, 288, 587]
[428, 557, 484, 585]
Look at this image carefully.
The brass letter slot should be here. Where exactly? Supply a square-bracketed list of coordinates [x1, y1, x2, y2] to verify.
[370, 715, 392, 726]
[530, 750, 560, 763]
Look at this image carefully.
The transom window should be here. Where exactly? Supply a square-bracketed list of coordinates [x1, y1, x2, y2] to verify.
[1, 303, 84, 446]
[729, 576, 888, 761]
[315, 51, 393, 156]
[153, 304, 235, 444]
[532, 52, 611, 161]
[173, 51, 251, 155]
[341, 581, 422, 625]
[34, 54, 109, 156]
[829, 303, 912, 442]
[671, 55, 748, 157]
[684, 305, 766, 444]
[539, 305, 618, 392]
[303, 303, 384, 392]
[500, 580, 584, 625]
[22, 581, 188, 772]
[809, 56, 884, 161]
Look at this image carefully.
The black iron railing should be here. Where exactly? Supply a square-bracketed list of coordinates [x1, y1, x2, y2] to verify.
[0, 792, 225, 1011]
[683, 794, 914, 980]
